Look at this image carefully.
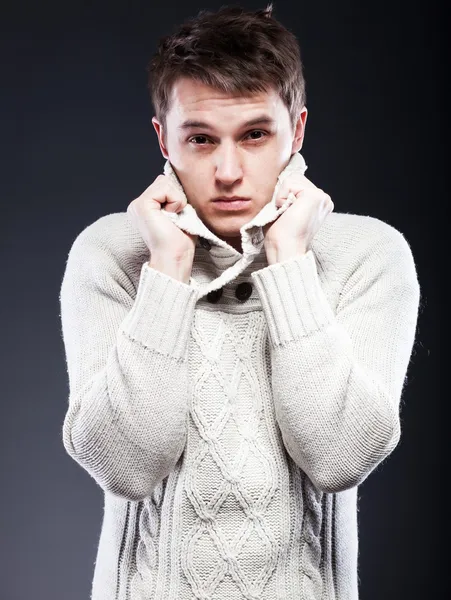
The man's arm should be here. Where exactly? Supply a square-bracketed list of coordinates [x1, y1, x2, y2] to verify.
[59, 227, 198, 501]
[251, 226, 421, 493]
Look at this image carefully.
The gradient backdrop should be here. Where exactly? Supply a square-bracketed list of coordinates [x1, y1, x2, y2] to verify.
[1, 0, 445, 599]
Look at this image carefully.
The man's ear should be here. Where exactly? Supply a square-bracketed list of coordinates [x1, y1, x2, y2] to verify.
[152, 117, 169, 159]
[291, 107, 308, 154]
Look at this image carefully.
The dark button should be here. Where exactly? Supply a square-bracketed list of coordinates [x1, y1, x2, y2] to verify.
[235, 282, 253, 302]
[199, 237, 212, 250]
[206, 288, 223, 303]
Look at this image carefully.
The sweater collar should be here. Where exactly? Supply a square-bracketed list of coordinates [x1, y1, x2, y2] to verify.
[161, 151, 308, 296]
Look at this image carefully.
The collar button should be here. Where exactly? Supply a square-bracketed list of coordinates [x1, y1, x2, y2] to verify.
[235, 282, 253, 302]
[206, 288, 223, 303]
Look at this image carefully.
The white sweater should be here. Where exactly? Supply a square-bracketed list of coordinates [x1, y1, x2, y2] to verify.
[59, 152, 421, 599]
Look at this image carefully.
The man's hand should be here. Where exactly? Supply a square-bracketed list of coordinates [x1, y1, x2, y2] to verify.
[127, 174, 198, 260]
[127, 175, 198, 283]
[263, 173, 334, 264]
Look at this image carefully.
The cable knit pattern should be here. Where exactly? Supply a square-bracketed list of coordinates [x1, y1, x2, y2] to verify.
[181, 310, 282, 599]
[130, 480, 165, 598]
[59, 152, 421, 599]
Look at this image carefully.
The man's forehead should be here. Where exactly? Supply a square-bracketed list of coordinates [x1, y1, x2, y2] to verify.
[168, 77, 281, 127]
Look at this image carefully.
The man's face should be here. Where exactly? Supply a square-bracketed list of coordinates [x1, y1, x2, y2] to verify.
[152, 77, 307, 252]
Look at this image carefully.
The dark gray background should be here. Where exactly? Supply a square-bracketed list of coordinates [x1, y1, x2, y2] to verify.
[1, 0, 445, 598]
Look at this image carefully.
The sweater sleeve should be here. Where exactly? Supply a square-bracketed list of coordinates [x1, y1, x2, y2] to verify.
[250, 227, 421, 493]
[59, 229, 199, 501]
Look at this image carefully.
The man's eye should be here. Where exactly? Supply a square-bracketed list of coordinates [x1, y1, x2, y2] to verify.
[188, 130, 268, 145]
[246, 130, 267, 140]
[189, 135, 209, 145]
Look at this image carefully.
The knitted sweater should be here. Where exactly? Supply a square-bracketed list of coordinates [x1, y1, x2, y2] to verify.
[59, 152, 420, 600]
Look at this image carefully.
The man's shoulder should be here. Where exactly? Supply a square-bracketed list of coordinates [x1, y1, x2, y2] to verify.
[317, 210, 414, 257]
[313, 211, 417, 288]
[67, 211, 147, 268]
[69, 211, 133, 249]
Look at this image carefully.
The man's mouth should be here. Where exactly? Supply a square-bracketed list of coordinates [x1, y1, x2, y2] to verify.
[212, 197, 251, 211]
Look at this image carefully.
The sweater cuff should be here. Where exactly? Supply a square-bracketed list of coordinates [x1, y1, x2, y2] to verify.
[250, 249, 336, 345]
[119, 262, 199, 359]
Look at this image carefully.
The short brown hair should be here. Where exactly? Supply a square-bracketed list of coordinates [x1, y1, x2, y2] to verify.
[146, 4, 306, 134]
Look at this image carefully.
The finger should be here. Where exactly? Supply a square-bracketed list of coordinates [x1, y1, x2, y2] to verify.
[276, 181, 305, 207]
[142, 177, 187, 213]
[162, 180, 187, 213]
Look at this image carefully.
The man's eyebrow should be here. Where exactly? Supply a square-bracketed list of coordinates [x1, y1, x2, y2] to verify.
[177, 115, 276, 131]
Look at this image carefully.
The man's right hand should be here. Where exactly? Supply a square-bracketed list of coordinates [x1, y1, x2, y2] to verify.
[127, 175, 198, 283]
[127, 174, 198, 259]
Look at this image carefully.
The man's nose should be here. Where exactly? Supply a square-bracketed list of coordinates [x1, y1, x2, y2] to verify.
[215, 143, 244, 185]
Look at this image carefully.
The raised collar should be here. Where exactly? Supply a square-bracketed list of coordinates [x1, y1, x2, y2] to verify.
[161, 151, 308, 297]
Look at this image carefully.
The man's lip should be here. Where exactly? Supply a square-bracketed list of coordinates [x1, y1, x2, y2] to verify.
[213, 197, 251, 202]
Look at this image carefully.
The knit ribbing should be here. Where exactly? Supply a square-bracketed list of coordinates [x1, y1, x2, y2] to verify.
[250, 250, 336, 344]
[120, 261, 199, 359]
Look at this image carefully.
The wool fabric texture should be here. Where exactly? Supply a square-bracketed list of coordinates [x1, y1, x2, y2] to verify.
[59, 152, 421, 599]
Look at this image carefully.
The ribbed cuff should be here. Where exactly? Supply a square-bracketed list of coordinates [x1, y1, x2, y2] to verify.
[250, 250, 335, 345]
[119, 262, 199, 359]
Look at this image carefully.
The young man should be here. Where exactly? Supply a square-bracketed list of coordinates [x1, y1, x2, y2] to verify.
[59, 5, 421, 600]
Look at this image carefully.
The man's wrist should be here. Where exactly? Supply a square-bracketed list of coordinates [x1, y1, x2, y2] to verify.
[148, 252, 194, 284]
[264, 241, 308, 265]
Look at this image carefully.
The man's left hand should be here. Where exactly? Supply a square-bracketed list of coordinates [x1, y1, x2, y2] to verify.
[263, 173, 334, 260]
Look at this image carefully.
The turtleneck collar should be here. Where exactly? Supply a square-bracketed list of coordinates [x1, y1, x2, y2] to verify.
[160, 151, 308, 298]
